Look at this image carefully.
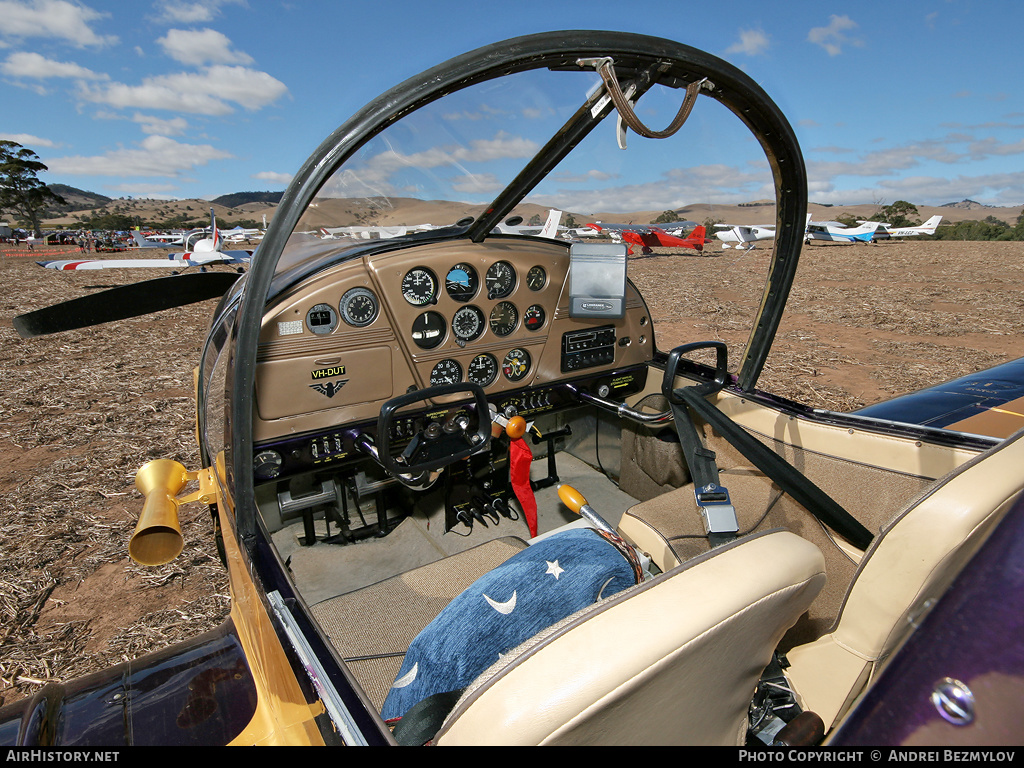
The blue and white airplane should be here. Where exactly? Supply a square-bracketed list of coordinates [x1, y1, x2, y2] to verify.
[804, 214, 880, 244]
[856, 215, 944, 240]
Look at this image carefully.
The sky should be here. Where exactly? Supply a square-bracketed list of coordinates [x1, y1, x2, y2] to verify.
[1, 0, 1023, 211]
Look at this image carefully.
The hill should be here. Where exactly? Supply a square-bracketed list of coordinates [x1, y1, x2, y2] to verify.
[210, 191, 284, 209]
[33, 190, 1024, 232]
[46, 184, 112, 212]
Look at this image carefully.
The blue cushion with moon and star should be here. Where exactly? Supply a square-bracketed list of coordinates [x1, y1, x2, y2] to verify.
[381, 527, 641, 722]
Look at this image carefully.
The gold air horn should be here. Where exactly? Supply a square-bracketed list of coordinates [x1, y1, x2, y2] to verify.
[130, 458, 217, 566]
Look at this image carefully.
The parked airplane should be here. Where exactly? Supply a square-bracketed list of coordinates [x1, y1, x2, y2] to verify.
[6, 31, 1024, 748]
[38, 210, 253, 270]
[223, 225, 264, 243]
[714, 223, 776, 250]
[134, 230, 186, 246]
[493, 209, 562, 237]
[804, 215, 880, 244]
[856, 215, 944, 240]
[585, 221, 707, 254]
[130, 229, 164, 248]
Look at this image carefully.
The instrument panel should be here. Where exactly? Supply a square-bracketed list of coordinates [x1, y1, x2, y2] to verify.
[254, 238, 654, 443]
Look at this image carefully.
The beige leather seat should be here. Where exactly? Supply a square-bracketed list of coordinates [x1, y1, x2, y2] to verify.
[784, 428, 1024, 734]
[432, 529, 826, 746]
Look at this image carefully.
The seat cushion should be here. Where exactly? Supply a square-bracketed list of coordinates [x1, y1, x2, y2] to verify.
[381, 527, 642, 721]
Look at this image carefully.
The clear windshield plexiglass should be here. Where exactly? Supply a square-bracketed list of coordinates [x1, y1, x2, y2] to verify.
[285, 64, 778, 371]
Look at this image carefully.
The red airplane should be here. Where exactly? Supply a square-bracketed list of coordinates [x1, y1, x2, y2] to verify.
[584, 222, 706, 255]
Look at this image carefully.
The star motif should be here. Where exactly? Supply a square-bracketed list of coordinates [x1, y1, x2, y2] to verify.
[546, 559, 564, 579]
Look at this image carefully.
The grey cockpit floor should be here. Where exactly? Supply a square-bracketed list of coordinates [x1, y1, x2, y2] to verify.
[270, 452, 637, 605]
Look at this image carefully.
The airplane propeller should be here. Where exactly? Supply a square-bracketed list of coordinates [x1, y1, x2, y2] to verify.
[13, 271, 241, 338]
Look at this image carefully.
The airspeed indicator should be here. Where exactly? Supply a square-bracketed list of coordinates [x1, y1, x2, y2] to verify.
[402, 267, 438, 306]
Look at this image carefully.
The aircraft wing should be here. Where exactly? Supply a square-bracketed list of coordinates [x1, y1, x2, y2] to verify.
[587, 222, 653, 234]
[853, 356, 1024, 439]
[38, 250, 252, 270]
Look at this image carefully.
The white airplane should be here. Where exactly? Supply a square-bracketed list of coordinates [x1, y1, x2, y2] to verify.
[562, 223, 602, 239]
[134, 230, 186, 245]
[130, 229, 174, 248]
[222, 225, 264, 243]
[714, 223, 776, 250]
[493, 209, 562, 237]
[855, 215, 943, 240]
[39, 210, 253, 270]
[804, 215, 880, 244]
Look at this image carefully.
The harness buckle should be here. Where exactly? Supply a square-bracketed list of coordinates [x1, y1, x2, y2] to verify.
[695, 483, 739, 537]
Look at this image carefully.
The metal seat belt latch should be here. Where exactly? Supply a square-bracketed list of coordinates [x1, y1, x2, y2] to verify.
[695, 483, 739, 537]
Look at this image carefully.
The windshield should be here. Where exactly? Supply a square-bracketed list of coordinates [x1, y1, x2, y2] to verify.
[283, 65, 779, 371]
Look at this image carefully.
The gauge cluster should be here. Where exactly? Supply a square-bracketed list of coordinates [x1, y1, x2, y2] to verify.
[391, 252, 552, 393]
[255, 239, 654, 442]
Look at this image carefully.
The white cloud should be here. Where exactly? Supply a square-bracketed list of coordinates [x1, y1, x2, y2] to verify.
[152, 0, 241, 24]
[155, 1, 216, 23]
[808, 15, 863, 56]
[45, 135, 231, 177]
[1, 51, 107, 80]
[531, 163, 775, 213]
[0, 132, 58, 148]
[78, 65, 289, 115]
[0, 0, 117, 48]
[133, 112, 189, 136]
[252, 171, 292, 185]
[726, 28, 770, 57]
[158, 28, 253, 66]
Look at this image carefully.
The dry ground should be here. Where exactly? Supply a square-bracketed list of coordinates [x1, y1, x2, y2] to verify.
[1, 237, 1022, 708]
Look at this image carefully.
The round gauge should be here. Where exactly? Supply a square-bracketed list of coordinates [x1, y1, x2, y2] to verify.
[446, 263, 479, 302]
[401, 267, 438, 306]
[489, 301, 518, 336]
[526, 265, 547, 291]
[485, 261, 516, 299]
[253, 449, 283, 481]
[452, 305, 485, 343]
[411, 311, 446, 349]
[468, 353, 499, 387]
[430, 359, 463, 386]
[339, 286, 379, 327]
[502, 348, 531, 382]
[524, 304, 545, 332]
[306, 303, 338, 335]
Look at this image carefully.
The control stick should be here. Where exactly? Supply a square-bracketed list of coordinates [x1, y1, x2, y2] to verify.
[557, 483, 651, 581]
[556, 484, 619, 537]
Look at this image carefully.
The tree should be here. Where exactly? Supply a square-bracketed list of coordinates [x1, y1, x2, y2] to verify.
[873, 200, 920, 228]
[0, 141, 65, 237]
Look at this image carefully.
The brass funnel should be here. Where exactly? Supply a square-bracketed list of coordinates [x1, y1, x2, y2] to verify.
[130, 459, 189, 566]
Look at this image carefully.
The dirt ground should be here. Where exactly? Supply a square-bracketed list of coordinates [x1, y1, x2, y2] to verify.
[1, 237, 1022, 708]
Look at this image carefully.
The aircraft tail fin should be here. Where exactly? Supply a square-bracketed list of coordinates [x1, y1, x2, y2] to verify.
[540, 209, 562, 238]
[210, 208, 221, 252]
[131, 230, 158, 248]
[920, 215, 943, 233]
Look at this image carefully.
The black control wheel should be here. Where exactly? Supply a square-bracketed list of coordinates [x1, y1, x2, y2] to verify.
[376, 382, 491, 477]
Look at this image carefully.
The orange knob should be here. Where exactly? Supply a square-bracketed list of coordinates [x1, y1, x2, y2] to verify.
[557, 484, 588, 514]
[505, 415, 527, 440]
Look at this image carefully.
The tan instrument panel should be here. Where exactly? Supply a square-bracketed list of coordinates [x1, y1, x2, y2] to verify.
[254, 239, 654, 442]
